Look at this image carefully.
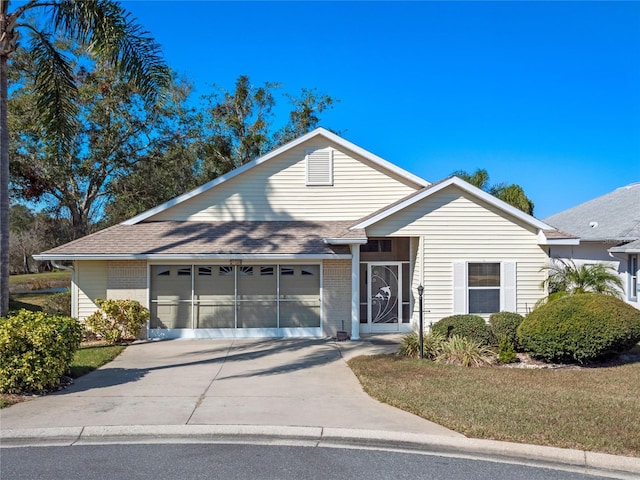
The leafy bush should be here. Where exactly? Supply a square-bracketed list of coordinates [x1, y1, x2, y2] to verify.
[498, 335, 518, 364]
[436, 335, 495, 367]
[0, 310, 83, 393]
[85, 299, 149, 344]
[398, 331, 445, 359]
[432, 314, 494, 346]
[489, 312, 524, 347]
[42, 291, 72, 316]
[517, 293, 640, 363]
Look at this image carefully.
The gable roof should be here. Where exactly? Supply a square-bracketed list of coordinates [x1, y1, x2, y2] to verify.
[543, 182, 640, 242]
[350, 176, 552, 231]
[123, 128, 430, 226]
[34, 221, 363, 260]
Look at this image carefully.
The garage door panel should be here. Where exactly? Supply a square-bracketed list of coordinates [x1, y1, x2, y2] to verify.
[237, 302, 277, 328]
[279, 301, 320, 328]
[151, 303, 192, 329]
[196, 304, 235, 328]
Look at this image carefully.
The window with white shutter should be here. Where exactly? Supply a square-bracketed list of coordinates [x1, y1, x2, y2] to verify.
[306, 148, 333, 185]
[452, 261, 518, 315]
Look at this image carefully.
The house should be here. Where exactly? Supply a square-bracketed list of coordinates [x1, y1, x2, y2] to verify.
[35, 128, 566, 339]
[543, 183, 640, 309]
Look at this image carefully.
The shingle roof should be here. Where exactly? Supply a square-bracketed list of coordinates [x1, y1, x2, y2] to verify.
[39, 221, 363, 258]
[543, 183, 640, 242]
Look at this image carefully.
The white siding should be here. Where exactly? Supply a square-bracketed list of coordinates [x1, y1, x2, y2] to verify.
[149, 139, 420, 222]
[75, 261, 107, 321]
[366, 185, 548, 323]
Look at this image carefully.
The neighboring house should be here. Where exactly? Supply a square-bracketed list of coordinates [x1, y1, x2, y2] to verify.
[543, 183, 640, 309]
[35, 128, 566, 339]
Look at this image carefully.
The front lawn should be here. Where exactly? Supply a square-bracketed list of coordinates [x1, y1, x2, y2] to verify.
[348, 351, 640, 457]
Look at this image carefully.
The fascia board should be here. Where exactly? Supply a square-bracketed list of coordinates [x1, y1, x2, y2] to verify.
[123, 128, 429, 226]
[324, 237, 368, 245]
[352, 177, 553, 231]
[33, 253, 352, 261]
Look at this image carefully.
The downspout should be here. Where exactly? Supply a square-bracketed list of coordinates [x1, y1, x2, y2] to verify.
[50, 260, 76, 318]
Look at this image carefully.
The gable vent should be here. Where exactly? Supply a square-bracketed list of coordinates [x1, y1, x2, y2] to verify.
[306, 148, 333, 186]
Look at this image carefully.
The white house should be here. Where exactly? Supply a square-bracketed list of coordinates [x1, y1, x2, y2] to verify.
[543, 183, 640, 309]
[35, 128, 567, 339]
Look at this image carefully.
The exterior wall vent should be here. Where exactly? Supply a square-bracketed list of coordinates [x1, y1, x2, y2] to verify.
[306, 148, 333, 186]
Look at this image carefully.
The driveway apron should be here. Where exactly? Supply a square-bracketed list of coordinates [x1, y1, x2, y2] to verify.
[0, 339, 460, 437]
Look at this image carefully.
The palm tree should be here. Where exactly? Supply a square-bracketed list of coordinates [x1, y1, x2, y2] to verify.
[452, 168, 535, 215]
[541, 258, 624, 300]
[0, 0, 169, 316]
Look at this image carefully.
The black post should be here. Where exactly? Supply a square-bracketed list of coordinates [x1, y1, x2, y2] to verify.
[418, 284, 424, 359]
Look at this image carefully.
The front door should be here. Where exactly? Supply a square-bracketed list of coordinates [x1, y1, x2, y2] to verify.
[368, 263, 402, 332]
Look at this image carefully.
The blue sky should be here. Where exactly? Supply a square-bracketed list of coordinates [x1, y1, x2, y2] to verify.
[120, 0, 640, 219]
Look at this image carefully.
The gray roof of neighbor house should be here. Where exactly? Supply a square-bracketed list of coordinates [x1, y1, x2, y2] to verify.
[36, 221, 365, 259]
[543, 183, 640, 242]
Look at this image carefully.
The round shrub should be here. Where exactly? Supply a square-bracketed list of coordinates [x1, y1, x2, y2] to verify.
[0, 310, 83, 393]
[431, 314, 494, 346]
[489, 311, 524, 347]
[86, 299, 149, 344]
[517, 293, 640, 363]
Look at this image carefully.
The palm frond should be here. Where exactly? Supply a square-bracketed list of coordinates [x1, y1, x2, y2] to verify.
[28, 27, 78, 156]
[52, 0, 169, 103]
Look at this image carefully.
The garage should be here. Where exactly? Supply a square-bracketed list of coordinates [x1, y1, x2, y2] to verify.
[149, 263, 321, 338]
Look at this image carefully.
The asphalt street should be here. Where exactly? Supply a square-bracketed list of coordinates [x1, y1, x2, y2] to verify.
[0, 444, 628, 480]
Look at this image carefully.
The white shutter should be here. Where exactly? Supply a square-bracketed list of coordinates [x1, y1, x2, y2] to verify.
[452, 262, 467, 314]
[306, 148, 333, 185]
[501, 262, 517, 312]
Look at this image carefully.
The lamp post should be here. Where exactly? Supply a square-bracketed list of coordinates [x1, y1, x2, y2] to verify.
[417, 284, 424, 359]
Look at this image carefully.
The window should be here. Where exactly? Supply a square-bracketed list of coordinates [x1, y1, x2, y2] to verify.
[468, 263, 500, 314]
[361, 239, 392, 253]
[240, 266, 253, 276]
[198, 267, 212, 276]
[305, 148, 333, 185]
[219, 266, 233, 276]
[177, 267, 191, 276]
[630, 255, 638, 301]
[260, 266, 274, 276]
[453, 261, 516, 315]
[280, 267, 294, 276]
[156, 268, 170, 276]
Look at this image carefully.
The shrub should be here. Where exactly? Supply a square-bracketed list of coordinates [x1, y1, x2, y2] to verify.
[436, 335, 495, 367]
[85, 299, 149, 344]
[0, 310, 83, 393]
[517, 293, 640, 363]
[498, 335, 518, 364]
[42, 291, 72, 316]
[432, 314, 494, 346]
[398, 331, 445, 359]
[489, 312, 524, 347]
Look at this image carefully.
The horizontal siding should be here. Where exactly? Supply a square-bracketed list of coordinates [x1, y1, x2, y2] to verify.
[150, 139, 419, 222]
[368, 187, 547, 323]
[76, 261, 107, 321]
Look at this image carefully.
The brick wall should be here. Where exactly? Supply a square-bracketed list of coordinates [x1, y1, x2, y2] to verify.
[322, 259, 352, 337]
[107, 261, 147, 307]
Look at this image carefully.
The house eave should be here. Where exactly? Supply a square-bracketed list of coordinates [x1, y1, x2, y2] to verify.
[324, 237, 368, 245]
[33, 253, 353, 261]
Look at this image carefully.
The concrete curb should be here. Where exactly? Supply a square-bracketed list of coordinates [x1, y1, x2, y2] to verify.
[2, 425, 638, 476]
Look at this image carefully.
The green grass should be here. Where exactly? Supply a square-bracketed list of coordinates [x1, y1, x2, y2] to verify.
[8, 292, 53, 311]
[348, 351, 640, 457]
[9, 270, 71, 287]
[69, 343, 126, 378]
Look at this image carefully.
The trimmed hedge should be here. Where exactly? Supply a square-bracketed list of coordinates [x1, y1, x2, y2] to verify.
[86, 299, 149, 344]
[489, 312, 524, 347]
[517, 293, 640, 363]
[0, 310, 83, 393]
[43, 291, 72, 316]
[431, 314, 494, 346]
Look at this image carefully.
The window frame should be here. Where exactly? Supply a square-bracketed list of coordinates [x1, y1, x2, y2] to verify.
[467, 262, 501, 315]
[630, 255, 638, 301]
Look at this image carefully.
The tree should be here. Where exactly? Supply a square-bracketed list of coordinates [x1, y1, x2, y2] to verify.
[10, 47, 189, 238]
[0, 0, 169, 316]
[541, 258, 624, 300]
[201, 75, 336, 176]
[9, 204, 46, 273]
[452, 168, 535, 215]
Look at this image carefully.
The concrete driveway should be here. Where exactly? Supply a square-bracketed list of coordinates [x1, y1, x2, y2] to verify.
[0, 338, 460, 437]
